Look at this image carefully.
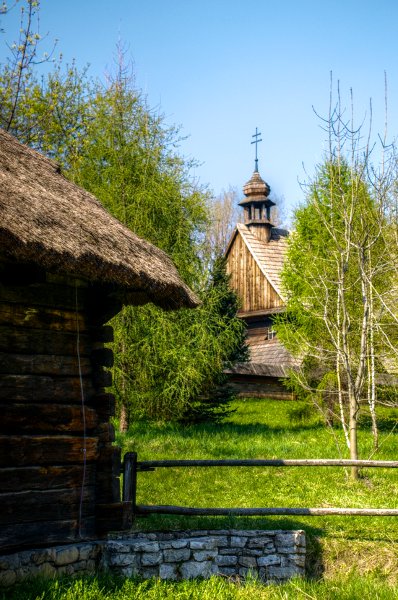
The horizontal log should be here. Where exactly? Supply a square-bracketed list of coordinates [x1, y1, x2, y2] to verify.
[93, 393, 116, 420]
[0, 517, 96, 552]
[0, 302, 86, 332]
[0, 435, 99, 466]
[0, 281, 88, 310]
[1, 404, 99, 434]
[0, 464, 96, 493]
[137, 458, 398, 469]
[137, 505, 398, 517]
[0, 374, 95, 403]
[93, 368, 112, 389]
[0, 487, 95, 525]
[0, 326, 92, 355]
[96, 423, 116, 443]
[90, 325, 114, 344]
[91, 348, 114, 368]
[0, 352, 92, 376]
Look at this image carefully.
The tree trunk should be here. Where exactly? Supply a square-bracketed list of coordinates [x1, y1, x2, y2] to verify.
[119, 402, 129, 433]
[349, 392, 359, 479]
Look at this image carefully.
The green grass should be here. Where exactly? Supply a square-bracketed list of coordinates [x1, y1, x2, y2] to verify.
[4, 573, 398, 600]
[117, 399, 398, 579]
[4, 400, 398, 598]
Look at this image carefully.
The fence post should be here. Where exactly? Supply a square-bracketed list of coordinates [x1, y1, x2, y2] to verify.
[123, 452, 138, 517]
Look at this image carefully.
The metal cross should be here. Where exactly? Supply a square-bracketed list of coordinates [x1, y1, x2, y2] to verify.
[251, 127, 262, 172]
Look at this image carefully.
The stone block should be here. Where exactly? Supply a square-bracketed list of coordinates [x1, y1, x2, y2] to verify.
[163, 548, 191, 562]
[37, 563, 56, 577]
[31, 549, 54, 565]
[193, 550, 217, 562]
[141, 567, 159, 579]
[158, 542, 173, 550]
[257, 555, 281, 567]
[141, 552, 162, 566]
[189, 538, 217, 550]
[106, 541, 130, 554]
[267, 565, 301, 580]
[180, 560, 213, 579]
[132, 541, 160, 553]
[108, 553, 137, 567]
[79, 544, 98, 561]
[218, 567, 236, 577]
[231, 536, 247, 548]
[55, 547, 79, 566]
[215, 554, 237, 566]
[245, 549, 263, 557]
[171, 539, 188, 549]
[0, 570, 16, 586]
[159, 563, 178, 580]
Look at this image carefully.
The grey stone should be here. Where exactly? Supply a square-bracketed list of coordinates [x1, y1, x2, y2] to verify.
[55, 547, 79, 566]
[158, 542, 172, 550]
[0, 570, 16, 586]
[57, 564, 75, 577]
[180, 560, 213, 579]
[141, 552, 162, 566]
[231, 536, 247, 548]
[218, 567, 236, 577]
[31, 549, 54, 565]
[212, 536, 229, 548]
[215, 555, 237, 566]
[219, 548, 241, 555]
[245, 549, 263, 557]
[37, 563, 56, 578]
[108, 553, 137, 567]
[193, 550, 217, 562]
[238, 556, 257, 568]
[171, 539, 188, 549]
[141, 567, 159, 579]
[257, 555, 281, 567]
[208, 530, 231, 535]
[267, 565, 301, 580]
[79, 544, 98, 561]
[189, 538, 217, 550]
[159, 563, 178, 580]
[106, 541, 130, 554]
[132, 541, 160, 553]
[163, 548, 191, 562]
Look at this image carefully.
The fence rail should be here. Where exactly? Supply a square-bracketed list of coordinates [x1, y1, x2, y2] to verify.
[122, 453, 398, 518]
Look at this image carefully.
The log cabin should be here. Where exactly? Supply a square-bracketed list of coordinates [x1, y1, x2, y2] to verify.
[225, 165, 299, 398]
[0, 129, 198, 553]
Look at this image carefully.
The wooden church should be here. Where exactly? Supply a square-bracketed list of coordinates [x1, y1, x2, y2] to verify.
[225, 141, 298, 398]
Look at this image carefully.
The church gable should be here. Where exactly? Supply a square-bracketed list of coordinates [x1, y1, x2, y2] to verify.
[226, 227, 285, 313]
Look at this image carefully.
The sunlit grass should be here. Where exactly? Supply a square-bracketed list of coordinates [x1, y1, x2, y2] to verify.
[116, 399, 398, 579]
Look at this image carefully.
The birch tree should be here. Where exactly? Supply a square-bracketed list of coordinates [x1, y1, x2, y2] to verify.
[276, 85, 398, 477]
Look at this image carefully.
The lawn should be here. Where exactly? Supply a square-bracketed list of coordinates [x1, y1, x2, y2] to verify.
[5, 399, 398, 599]
[118, 399, 398, 580]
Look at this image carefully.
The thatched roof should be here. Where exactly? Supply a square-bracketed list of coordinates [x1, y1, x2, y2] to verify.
[0, 129, 198, 310]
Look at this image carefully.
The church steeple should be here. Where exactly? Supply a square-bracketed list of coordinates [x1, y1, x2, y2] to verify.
[239, 129, 275, 243]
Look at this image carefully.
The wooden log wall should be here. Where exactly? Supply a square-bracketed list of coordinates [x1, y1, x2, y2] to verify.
[226, 233, 284, 313]
[0, 262, 123, 552]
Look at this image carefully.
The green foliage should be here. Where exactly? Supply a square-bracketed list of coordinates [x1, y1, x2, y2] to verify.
[112, 258, 247, 423]
[0, 7, 247, 424]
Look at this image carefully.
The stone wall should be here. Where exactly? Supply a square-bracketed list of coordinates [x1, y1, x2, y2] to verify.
[105, 530, 306, 582]
[0, 542, 102, 587]
[0, 529, 306, 587]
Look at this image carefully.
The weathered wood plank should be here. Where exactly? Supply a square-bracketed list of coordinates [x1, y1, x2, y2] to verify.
[0, 303, 86, 331]
[0, 517, 96, 552]
[0, 325, 92, 355]
[90, 325, 114, 343]
[96, 502, 132, 534]
[0, 465, 96, 492]
[91, 347, 114, 368]
[1, 404, 99, 434]
[0, 374, 94, 403]
[0, 282, 88, 310]
[93, 393, 116, 420]
[0, 352, 92, 376]
[0, 487, 95, 525]
[0, 435, 99, 466]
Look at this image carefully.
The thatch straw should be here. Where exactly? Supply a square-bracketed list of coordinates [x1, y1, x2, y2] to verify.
[0, 129, 198, 309]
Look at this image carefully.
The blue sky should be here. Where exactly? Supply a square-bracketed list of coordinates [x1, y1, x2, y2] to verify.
[1, 1, 398, 220]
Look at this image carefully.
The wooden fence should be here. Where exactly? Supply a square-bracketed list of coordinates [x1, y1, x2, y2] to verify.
[121, 453, 398, 518]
